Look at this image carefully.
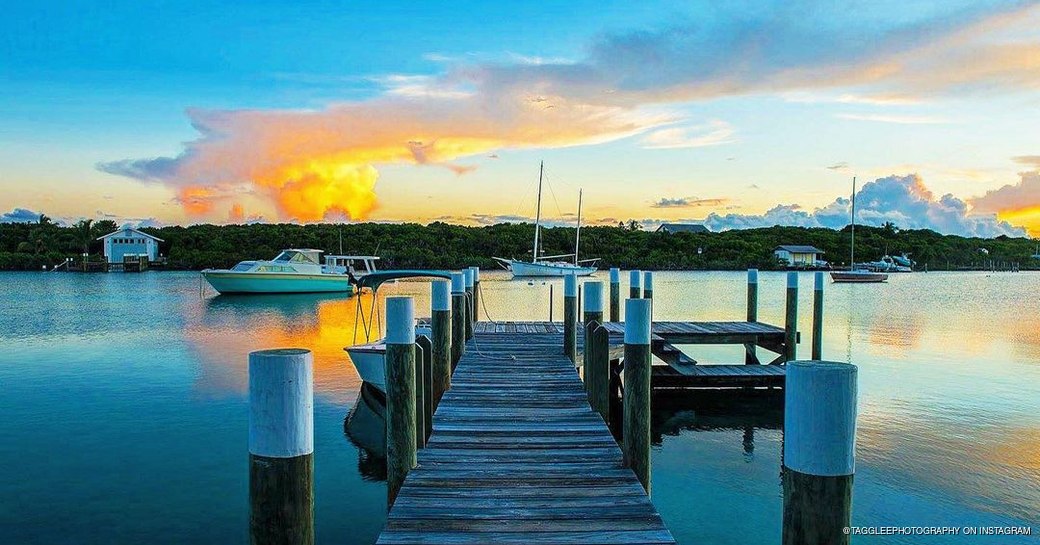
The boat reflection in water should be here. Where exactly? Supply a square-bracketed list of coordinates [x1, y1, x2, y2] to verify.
[344, 382, 388, 482]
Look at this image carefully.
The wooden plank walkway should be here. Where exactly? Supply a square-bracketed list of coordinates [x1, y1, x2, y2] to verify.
[378, 323, 676, 545]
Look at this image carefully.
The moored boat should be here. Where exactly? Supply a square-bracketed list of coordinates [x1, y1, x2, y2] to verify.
[832, 177, 888, 284]
[202, 249, 378, 294]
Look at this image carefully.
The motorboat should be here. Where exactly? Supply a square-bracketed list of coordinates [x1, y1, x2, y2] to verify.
[201, 249, 378, 294]
[345, 270, 450, 393]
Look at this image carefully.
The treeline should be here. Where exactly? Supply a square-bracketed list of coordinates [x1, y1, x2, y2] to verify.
[1, 216, 1037, 271]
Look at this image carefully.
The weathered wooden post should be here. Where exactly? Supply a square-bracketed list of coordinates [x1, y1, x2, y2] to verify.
[629, 270, 642, 299]
[463, 268, 474, 340]
[746, 268, 759, 365]
[450, 272, 466, 369]
[416, 335, 434, 443]
[785, 272, 799, 362]
[588, 324, 610, 422]
[412, 338, 425, 450]
[563, 273, 578, 362]
[249, 348, 314, 545]
[469, 266, 481, 322]
[385, 297, 417, 507]
[623, 298, 652, 493]
[609, 268, 621, 322]
[642, 271, 653, 300]
[782, 360, 857, 545]
[812, 272, 824, 361]
[431, 280, 451, 405]
[582, 281, 604, 388]
[548, 284, 554, 322]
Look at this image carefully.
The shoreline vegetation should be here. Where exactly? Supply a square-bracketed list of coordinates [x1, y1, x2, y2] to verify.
[0, 217, 1036, 271]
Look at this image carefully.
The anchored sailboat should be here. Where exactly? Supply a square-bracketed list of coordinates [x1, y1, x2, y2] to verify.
[494, 161, 599, 277]
[831, 176, 888, 283]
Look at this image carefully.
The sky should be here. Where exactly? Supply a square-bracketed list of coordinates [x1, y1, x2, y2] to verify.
[2, 0, 1039, 236]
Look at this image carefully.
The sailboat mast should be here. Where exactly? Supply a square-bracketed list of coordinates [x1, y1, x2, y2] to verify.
[533, 161, 544, 262]
[574, 189, 583, 266]
[850, 176, 857, 269]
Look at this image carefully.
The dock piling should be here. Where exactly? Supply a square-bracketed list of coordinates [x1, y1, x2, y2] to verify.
[416, 334, 434, 443]
[563, 274, 577, 362]
[609, 268, 621, 322]
[385, 297, 417, 507]
[463, 269, 474, 340]
[785, 272, 799, 362]
[450, 273, 466, 370]
[812, 272, 824, 360]
[746, 269, 759, 364]
[469, 266, 481, 321]
[623, 298, 653, 493]
[582, 281, 604, 391]
[783, 360, 857, 545]
[643, 271, 653, 300]
[548, 284, 554, 322]
[412, 339, 425, 449]
[431, 280, 451, 405]
[248, 348, 314, 545]
[629, 270, 642, 299]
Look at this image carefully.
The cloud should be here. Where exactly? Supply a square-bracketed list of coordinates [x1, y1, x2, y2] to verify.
[1, 208, 41, 223]
[98, 3, 1040, 223]
[826, 162, 850, 170]
[970, 171, 1040, 235]
[1012, 155, 1040, 168]
[641, 120, 735, 149]
[651, 196, 728, 208]
[703, 174, 1026, 237]
[836, 113, 950, 124]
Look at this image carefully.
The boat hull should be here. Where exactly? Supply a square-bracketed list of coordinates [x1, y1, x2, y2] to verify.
[830, 271, 889, 283]
[346, 343, 387, 393]
[202, 270, 354, 294]
[497, 259, 597, 278]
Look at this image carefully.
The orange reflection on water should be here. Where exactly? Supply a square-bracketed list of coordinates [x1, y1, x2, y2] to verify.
[186, 291, 392, 404]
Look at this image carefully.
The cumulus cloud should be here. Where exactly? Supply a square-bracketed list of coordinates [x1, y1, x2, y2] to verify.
[836, 113, 950, 124]
[0, 208, 41, 223]
[1012, 155, 1040, 169]
[703, 174, 1026, 237]
[98, 2, 1040, 223]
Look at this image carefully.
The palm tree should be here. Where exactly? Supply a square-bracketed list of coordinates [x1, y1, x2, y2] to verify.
[74, 219, 94, 256]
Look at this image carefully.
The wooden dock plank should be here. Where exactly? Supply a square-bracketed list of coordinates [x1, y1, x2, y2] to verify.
[378, 323, 676, 545]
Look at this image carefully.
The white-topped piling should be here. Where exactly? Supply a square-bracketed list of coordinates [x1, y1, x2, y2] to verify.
[431, 280, 452, 404]
[745, 269, 760, 364]
[249, 348, 314, 544]
[629, 270, 642, 299]
[450, 272, 466, 367]
[563, 274, 578, 362]
[582, 281, 605, 398]
[385, 297, 417, 507]
[783, 360, 857, 545]
[642, 271, 654, 300]
[609, 268, 621, 322]
[785, 272, 799, 362]
[812, 272, 825, 360]
[463, 268, 475, 340]
[623, 298, 652, 493]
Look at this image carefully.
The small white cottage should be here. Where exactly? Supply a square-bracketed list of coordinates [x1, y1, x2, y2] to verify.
[98, 227, 163, 264]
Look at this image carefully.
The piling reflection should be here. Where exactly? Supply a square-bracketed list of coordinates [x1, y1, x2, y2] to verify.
[343, 382, 388, 482]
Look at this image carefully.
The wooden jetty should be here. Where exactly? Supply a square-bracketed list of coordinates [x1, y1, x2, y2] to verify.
[378, 322, 677, 545]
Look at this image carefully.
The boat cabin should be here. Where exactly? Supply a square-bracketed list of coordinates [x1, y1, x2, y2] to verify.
[324, 255, 380, 276]
[232, 249, 325, 274]
[98, 227, 163, 264]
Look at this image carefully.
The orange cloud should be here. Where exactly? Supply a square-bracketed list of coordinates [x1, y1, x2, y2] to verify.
[971, 171, 1040, 236]
[177, 186, 217, 216]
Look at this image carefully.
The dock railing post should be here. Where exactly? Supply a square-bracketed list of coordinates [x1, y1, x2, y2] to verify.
[563, 273, 577, 362]
[464, 269, 474, 340]
[609, 268, 621, 322]
[385, 297, 417, 507]
[623, 298, 652, 493]
[469, 266, 481, 322]
[746, 269, 759, 364]
[785, 272, 799, 362]
[629, 270, 642, 299]
[812, 272, 824, 361]
[582, 281, 604, 391]
[450, 273, 466, 370]
[249, 348, 314, 545]
[431, 280, 451, 406]
[416, 335, 434, 444]
[783, 360, 857, 545]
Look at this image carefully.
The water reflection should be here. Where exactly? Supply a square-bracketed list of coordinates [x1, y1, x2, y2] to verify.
[343, 383, 388, 482]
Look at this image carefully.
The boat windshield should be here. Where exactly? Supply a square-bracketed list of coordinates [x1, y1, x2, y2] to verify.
[273, 250, 320, 264]
[231, 261, 256, 272]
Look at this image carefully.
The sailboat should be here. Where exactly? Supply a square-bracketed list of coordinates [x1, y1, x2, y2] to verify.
[494, 161, 599, 277]
[831, 176, 888, 283]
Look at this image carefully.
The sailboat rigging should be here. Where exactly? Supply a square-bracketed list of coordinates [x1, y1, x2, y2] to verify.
[494, 161, 599, 277]
[831, 176, 888, 283]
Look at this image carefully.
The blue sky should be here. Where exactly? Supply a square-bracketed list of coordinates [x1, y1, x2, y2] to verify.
[2, 1, 1039, 235]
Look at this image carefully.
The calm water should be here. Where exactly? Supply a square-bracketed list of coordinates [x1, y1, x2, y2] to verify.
[1, 270, 1038, 544]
